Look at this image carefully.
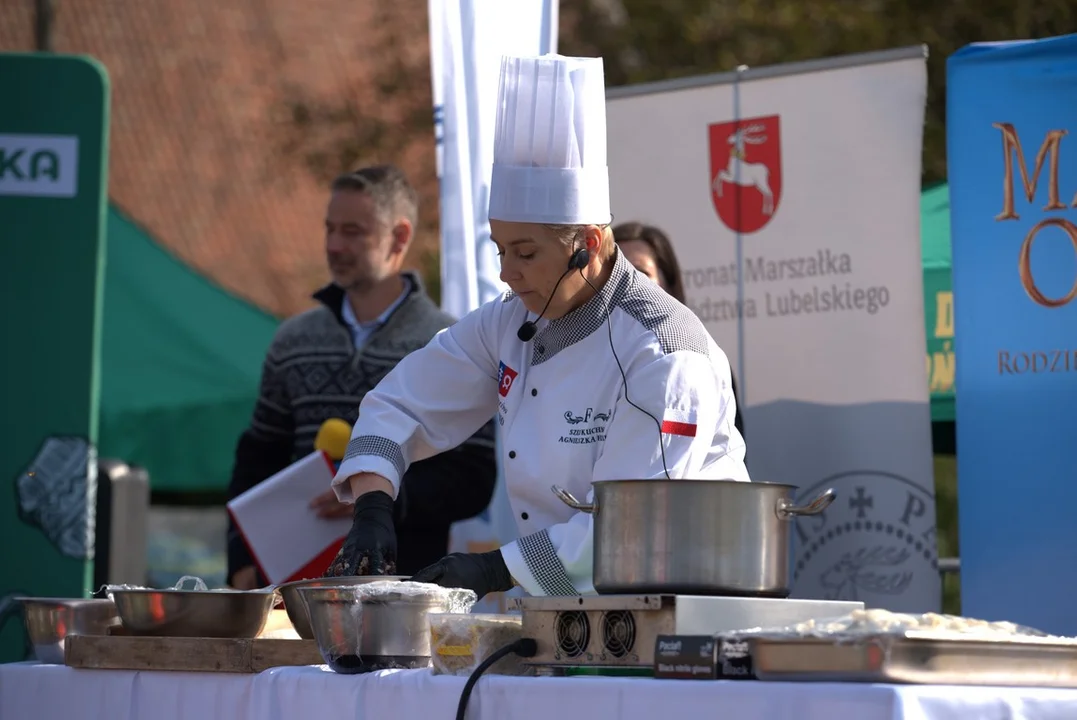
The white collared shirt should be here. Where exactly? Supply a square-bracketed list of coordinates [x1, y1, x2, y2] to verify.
[332, 250, 749, 596]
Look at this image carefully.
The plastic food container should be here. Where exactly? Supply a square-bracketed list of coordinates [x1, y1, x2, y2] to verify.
[428, 613, 532, 676]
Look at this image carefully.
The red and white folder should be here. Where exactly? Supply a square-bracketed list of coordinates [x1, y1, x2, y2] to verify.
[226, 451, 348, 584]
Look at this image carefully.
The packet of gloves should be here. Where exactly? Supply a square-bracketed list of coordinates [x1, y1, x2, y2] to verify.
[428, 612, 534, 676]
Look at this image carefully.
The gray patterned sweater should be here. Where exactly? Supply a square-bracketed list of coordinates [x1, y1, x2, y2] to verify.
[226, 274, 498, 582]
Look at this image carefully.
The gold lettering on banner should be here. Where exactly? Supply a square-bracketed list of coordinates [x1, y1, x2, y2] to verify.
[993, 123, 1069, 220]
[934, 291, 954, 339]
[925, 292, 955, 394]
[1017, 218, 1077, 308]
[929, 341, 955, 393]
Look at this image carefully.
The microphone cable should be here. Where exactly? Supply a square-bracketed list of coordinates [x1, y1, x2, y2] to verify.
[580, 271, 672, 481]
[517, 265, 578, 342]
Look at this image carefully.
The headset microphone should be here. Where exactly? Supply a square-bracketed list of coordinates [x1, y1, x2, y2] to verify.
[516, 318, 541, 342]
[516, 247, 591, 342]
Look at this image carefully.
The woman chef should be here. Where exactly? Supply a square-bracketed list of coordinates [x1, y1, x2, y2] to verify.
[322, 54, 750, 598]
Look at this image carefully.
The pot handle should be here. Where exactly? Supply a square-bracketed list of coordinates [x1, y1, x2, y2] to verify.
[776, 488, 836, 519]
[551, 485, 597, 514]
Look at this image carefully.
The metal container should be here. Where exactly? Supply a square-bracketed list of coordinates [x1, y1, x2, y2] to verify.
[277, 576, 408, 639]
[20, 597, 121, 664]
[748, 634, 1077, 687]
[109, 587, 276, 638]
[552, 480, 835, 596]
[299, 582, 469, 674]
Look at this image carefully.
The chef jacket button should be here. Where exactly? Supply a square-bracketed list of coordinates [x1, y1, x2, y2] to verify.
[521, 512, 529, 520]
[531, 388, 538, 397]
[508, 451, 516, 459]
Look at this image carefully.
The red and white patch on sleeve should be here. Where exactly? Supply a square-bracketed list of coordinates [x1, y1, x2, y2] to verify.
[660, 408, 698, 438]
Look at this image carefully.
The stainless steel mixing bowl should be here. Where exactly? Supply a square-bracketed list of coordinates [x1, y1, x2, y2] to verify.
[20, 597, 121, 664]
[109, 587, 277, 638]
[299, 581, 464, 674]
[277, 576, 408, 639]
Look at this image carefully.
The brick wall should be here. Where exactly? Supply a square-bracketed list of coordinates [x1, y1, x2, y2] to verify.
[1, 0, 439, 317]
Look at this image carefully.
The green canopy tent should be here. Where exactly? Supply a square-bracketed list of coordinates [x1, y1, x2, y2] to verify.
[98, 206, 279, 495]
[921, 183, 955, 425]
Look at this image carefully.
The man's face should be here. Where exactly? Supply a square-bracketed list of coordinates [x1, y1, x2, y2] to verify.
[324, 190, 402, 292]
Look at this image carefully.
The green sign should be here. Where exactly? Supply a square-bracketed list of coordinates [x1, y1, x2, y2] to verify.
[920, 183, 955, 423]
[925, 278, 954, 422]
[0, 53, 110, 662]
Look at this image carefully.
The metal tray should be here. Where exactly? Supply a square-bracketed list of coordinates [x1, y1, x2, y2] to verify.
[748, 634, 1077, 687]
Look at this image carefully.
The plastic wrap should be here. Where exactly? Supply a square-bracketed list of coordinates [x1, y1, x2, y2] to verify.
[102, 575, 274, 596]
[349, 580, 477, 611]
[303, 581, 479, 675]
[429, 613, 534, 677]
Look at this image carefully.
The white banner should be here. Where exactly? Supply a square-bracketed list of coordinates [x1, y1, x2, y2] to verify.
[605, 48, 940, 612]
[429, 0, 559, 611]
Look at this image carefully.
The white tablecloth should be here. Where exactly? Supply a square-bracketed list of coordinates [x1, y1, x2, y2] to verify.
[4, 662, 1077, 720]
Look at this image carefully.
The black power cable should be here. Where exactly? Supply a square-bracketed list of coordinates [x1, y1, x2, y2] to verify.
[455, 637, 539, 720]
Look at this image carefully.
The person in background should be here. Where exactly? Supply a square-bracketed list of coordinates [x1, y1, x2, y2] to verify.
[613, 221, 745, 439]
[226, 164, 498, 589]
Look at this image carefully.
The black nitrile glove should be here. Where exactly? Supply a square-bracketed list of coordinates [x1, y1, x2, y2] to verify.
[409, 550, 514, 600]
[323, 491, 398, 577]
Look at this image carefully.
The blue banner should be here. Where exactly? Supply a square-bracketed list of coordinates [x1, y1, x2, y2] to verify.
[948, 34, 1077, 636]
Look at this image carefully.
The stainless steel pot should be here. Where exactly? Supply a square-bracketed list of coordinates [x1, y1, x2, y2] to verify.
[552, 479, 835, 596]
[299, 582, 472, 674]
[277, 576, 408, 639]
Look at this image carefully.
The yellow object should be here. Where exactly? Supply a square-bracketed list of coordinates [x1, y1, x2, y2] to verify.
[436, 644, 474, 657]
[428, 613, 530, 677]
[314, 418, 352, 461]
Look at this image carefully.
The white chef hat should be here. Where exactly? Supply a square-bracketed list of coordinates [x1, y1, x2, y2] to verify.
[488, 54, 610, 226]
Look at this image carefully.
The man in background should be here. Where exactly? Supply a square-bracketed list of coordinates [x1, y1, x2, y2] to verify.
[227, 164, 497, 588]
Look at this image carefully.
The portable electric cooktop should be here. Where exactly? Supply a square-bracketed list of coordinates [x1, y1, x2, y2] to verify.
[515, 594, 863, 673]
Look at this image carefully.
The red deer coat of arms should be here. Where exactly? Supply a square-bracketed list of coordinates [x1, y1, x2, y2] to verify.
[708, 114, 783, 234]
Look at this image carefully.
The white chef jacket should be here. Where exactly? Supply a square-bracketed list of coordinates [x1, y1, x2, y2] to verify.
[332, 248, 750, 596]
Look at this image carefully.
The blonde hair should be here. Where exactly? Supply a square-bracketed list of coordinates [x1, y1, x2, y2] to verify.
[543, 223, 615, 257]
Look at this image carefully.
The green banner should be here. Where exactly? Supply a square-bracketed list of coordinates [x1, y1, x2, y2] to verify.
[924, 273, 955, 423]
[921, 183, 955, 423]
[0, 53, 110, 662]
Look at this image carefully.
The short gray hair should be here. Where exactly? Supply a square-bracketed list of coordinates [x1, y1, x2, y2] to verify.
[331, 164, 419, 229]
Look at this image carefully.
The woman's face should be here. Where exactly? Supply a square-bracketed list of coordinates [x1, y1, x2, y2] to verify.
[619, 239, 665, 289]
[491, 219, 600, 319]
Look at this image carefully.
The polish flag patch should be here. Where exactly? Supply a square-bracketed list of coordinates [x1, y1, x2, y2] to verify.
[498, 361, 519, 398]
[660, 409, 698, 438]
